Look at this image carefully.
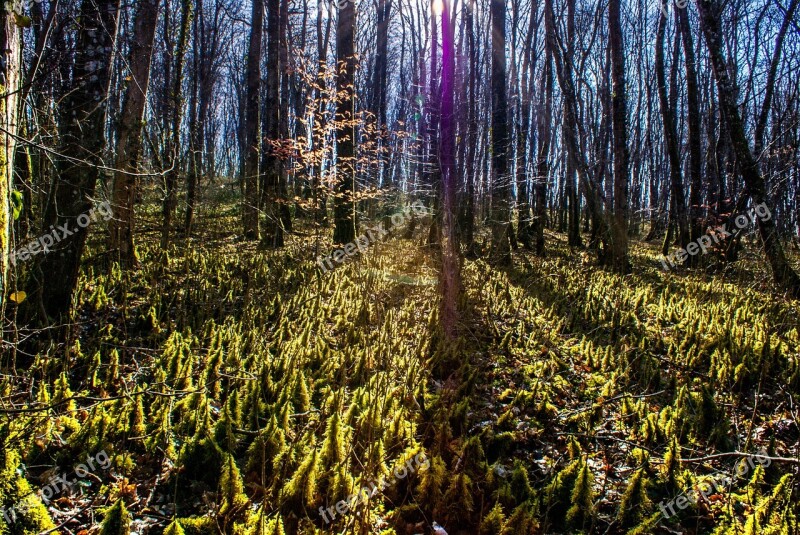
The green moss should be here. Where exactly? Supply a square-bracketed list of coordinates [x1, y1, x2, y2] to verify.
[0, 448, 56, 535]
[99, 500, 131, 535]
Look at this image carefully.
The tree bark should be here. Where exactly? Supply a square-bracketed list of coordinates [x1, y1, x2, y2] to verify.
[608, 0, 630, 272]
[242, 0, 264, 240]
[161, 0, 193, 249]
[261, 0, 285, 247]
[489, 0, 512, 265]
[656, 0, 689, 258]
[37, 0, 121, 318]
[438, 0, 461, 340]
[460, 0, 477, 254]
[534, 36, 553, 256]
[515, 0, 535, 250]
[333, 0, 357, 244]
[0, 7, 20, 324]
[564, 0, 581, 247]
[679, 6, 704, 245]
[109, 0, 160, 268]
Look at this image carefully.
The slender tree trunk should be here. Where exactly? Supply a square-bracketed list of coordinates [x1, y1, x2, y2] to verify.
[460, 0, 477, 254]
[656, 0, 689, 259]
[679, 7, 703, 245]
[534, 39, 553, 256]
[242, 0, 264, 240]
[37, 0, 121, 319]
[609, 0, 631, 272]
[565, 0, 581, 247]
[515, 1, 535, 249]
[109, 0, 160, 268]
[312, 0, 331, 226]
[161, 0, 193, 249]
[695, 0, 800, 296]
[438, 0, 461, 340]
[370, 0, 391, 188]
[333, 0, 357, 244]
[547, 0, 610, 261]
[489, 0, 511, 265]
[278, 0, 292, 232]
[184, 0, 211, 237]
[426, 0, 441, 248]
[0, 7, 20, 323]
[262, 0, 285, 247]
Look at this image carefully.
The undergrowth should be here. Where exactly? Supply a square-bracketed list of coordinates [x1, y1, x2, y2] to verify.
[1, 198, 799, 535]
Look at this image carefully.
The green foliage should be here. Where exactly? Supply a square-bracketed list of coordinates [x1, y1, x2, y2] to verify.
[0, 448, 56, 535]
[617, 468, 651, 528]
[164, 520, 186, 535]
[566, 461, 594, 529]
[100, 500, 131, 535]
[8, 206, 800, 534]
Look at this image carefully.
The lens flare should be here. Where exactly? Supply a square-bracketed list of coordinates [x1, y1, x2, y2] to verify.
[432, 0, 444, 16]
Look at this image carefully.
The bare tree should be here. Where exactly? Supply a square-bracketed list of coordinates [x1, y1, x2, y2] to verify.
[695, 0, 800, 296]
[656, 0, 689, 259]
[438, 0, 461, 339]
[490, 0, 512, 265]
[161, 0, 193, 249]
[242, 0, 264, 240]
[0, 6, 20, 321]
[110, 0, 160, 267]
[608, 0, 630, 272]
[261, 0, 285, 247]
[36, 0, 121, 319]
[333, 0, 357, 244]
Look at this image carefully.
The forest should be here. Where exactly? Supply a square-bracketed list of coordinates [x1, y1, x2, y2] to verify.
[1, 0, 800, 532]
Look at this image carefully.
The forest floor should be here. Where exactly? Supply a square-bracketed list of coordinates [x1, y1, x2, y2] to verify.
[3, 191, 800, 535]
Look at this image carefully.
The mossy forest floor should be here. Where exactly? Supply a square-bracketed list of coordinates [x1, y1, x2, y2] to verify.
[3, 192, 800, 535]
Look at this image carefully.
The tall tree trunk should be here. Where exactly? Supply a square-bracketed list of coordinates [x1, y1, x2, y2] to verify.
[242, 0, 264, 240]
[109, 0, 160, 268]
[460, 0, 477, 254]
[438, 0, 461, 340]
[426, 0, 441, 248]
[515, 0, 535, 250]
[262, 0, 285, 247]
[370, 0, 391, 188]
[679, 7, 704, 245]
[278, 0, 292, 232]
[609, 0, 631, 272]
[312, 0, 331, 226]
[0, 7, 20, 323]
[161, 0, 193, 249]
[534, 38, 553, 256]
[489, 0, 511, 265]
[695, 0, 800, 296]
[565, 0, 581, 247]
[656, 0, 689, 259]
[333, 0, 357, 244]
[184, 0, 211, 237]
[37, 0, 121, 319]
